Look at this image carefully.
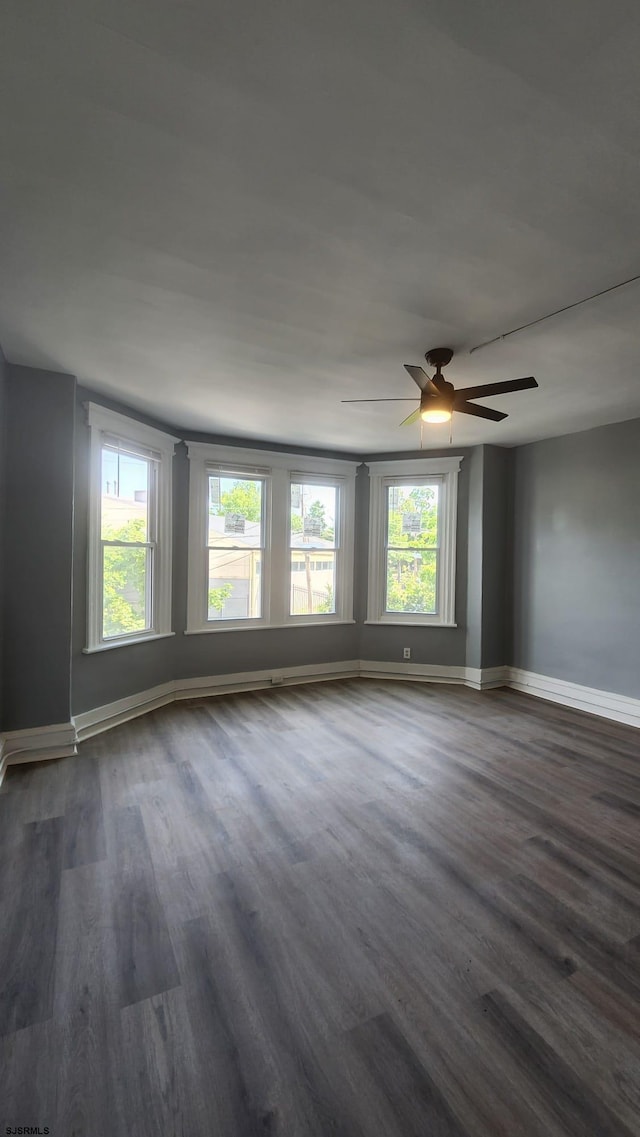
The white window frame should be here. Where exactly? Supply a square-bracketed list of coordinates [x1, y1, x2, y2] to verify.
[84, 403, 179, 653]
[185, 443, 356, 633]
[366, 455, 462, 628]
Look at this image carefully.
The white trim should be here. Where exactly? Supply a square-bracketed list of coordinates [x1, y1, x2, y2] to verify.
[174, 659, 361, 700]
[85, 403, 178, 652]
[186, 452, 272, 632]
[363, 620, 457, 628]
[359, 660, 468, 684]
[286, 470, 356, 630]
[366, 456, 462, 628]
[184, 619, 356, 634]
[74, 681, 176, 741]
[506, 667, 640, 729]
[359, 661, 508, 689]
[86, 403, 180, 455]
[83, 631, 176, 654]
[0, 740, 6, 789]
[366, 456, 463, 479]
[2, 722, 77, 768]
[185, 441, 357, 477]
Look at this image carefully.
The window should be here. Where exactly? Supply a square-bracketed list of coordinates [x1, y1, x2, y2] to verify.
[186, 444, 356, 632]
[207, 474, 265, 620]
[366, 456, 462, 627]
[85, 404, 178, 652]
[290, 480, 337, 616]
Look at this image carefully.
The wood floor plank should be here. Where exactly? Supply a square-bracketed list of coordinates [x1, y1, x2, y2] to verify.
[347, 1012, 471, 1137]
[63, 754, 106, 868]
[109, 804, 180, 1008]
[0, 816, 64, 1036]
[118, 988, 207, 1137]
[479, 988, 638, 1137]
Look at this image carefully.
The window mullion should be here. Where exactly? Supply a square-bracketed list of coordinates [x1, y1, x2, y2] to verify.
[269, 468, 286, 625]
[101, 540, 155, 549]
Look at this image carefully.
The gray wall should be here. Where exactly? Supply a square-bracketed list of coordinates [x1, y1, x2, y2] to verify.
[3, 365, 76, 730]
[0, 345, 7, 730]
[465, 445, 512, 671]
[465, 447, 484, 670]
[480, 445, 512, 669]
[511, 418, 640, 698]
[357, 449, 471, 667]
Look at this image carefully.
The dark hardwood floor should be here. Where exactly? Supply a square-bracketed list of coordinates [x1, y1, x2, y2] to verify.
[1, 678, 640, 1136]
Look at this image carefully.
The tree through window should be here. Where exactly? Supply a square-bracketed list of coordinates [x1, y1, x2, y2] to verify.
[385, 483, 439, 614]
[101, 446, 154, 638]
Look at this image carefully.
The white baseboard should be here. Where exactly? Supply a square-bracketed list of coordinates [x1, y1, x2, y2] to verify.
[74, 681, 175, 742]
[174, 659, 361, 702]
[75, 661, 362, 742]
[2, 662, 636, 780]
[360, 661, 509, 691]
[1, 721, 77, 780]
[506, 667, 640, 729]
[463, 665, 510, 690]
[360, 660, 467, 684]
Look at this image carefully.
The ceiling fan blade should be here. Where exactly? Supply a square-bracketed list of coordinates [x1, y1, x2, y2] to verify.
[341, 398, 418, 403]
[404, 365, 441, 396]
[399, 407, 422, 427]
[455, 401, 508, 422]
[455, 376, 537, 400]
[404, 364, 430, 391]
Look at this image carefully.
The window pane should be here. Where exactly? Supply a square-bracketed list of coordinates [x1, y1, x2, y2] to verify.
[290, 552, 335, 615]
[291, 482, 336, 548]
[103, 545, 149, 637]
[101, 448, 150, 541]
[386, 484, 438, 548]
[208, 550, 262, 620]
[209, 476, 263, 546]
[385, 549, 437, 614]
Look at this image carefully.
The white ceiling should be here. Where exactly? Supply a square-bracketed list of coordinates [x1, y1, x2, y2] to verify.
[2, 0, 640, 451]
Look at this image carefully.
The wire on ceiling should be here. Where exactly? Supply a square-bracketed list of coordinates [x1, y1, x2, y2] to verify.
[468, 271, 640, 354]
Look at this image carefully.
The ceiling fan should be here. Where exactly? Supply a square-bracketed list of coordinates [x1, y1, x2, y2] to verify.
[342, 348, 538, 426]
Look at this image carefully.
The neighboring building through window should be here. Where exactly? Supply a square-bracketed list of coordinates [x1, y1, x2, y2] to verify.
[289, 480, 337, 616]
[207, 474, 265, 620]
[185, 444, 357, 632]
[366, 456, 462, 627]
[85, 404, 178, 652]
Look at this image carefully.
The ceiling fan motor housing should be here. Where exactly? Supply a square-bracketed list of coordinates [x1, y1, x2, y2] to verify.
[421, 381, 454, 410]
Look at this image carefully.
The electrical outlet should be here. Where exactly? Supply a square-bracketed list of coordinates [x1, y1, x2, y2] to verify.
[403, 647, 411, 660]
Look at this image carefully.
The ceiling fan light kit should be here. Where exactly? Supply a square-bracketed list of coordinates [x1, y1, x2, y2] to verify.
[341, 347, 538, 431]
[421, 405, 452, 424]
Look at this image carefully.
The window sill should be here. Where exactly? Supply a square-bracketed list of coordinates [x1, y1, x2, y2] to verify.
[83, 631, 176, 654]
[185, 619, 356, 635]
[364, 619, 457, 628]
